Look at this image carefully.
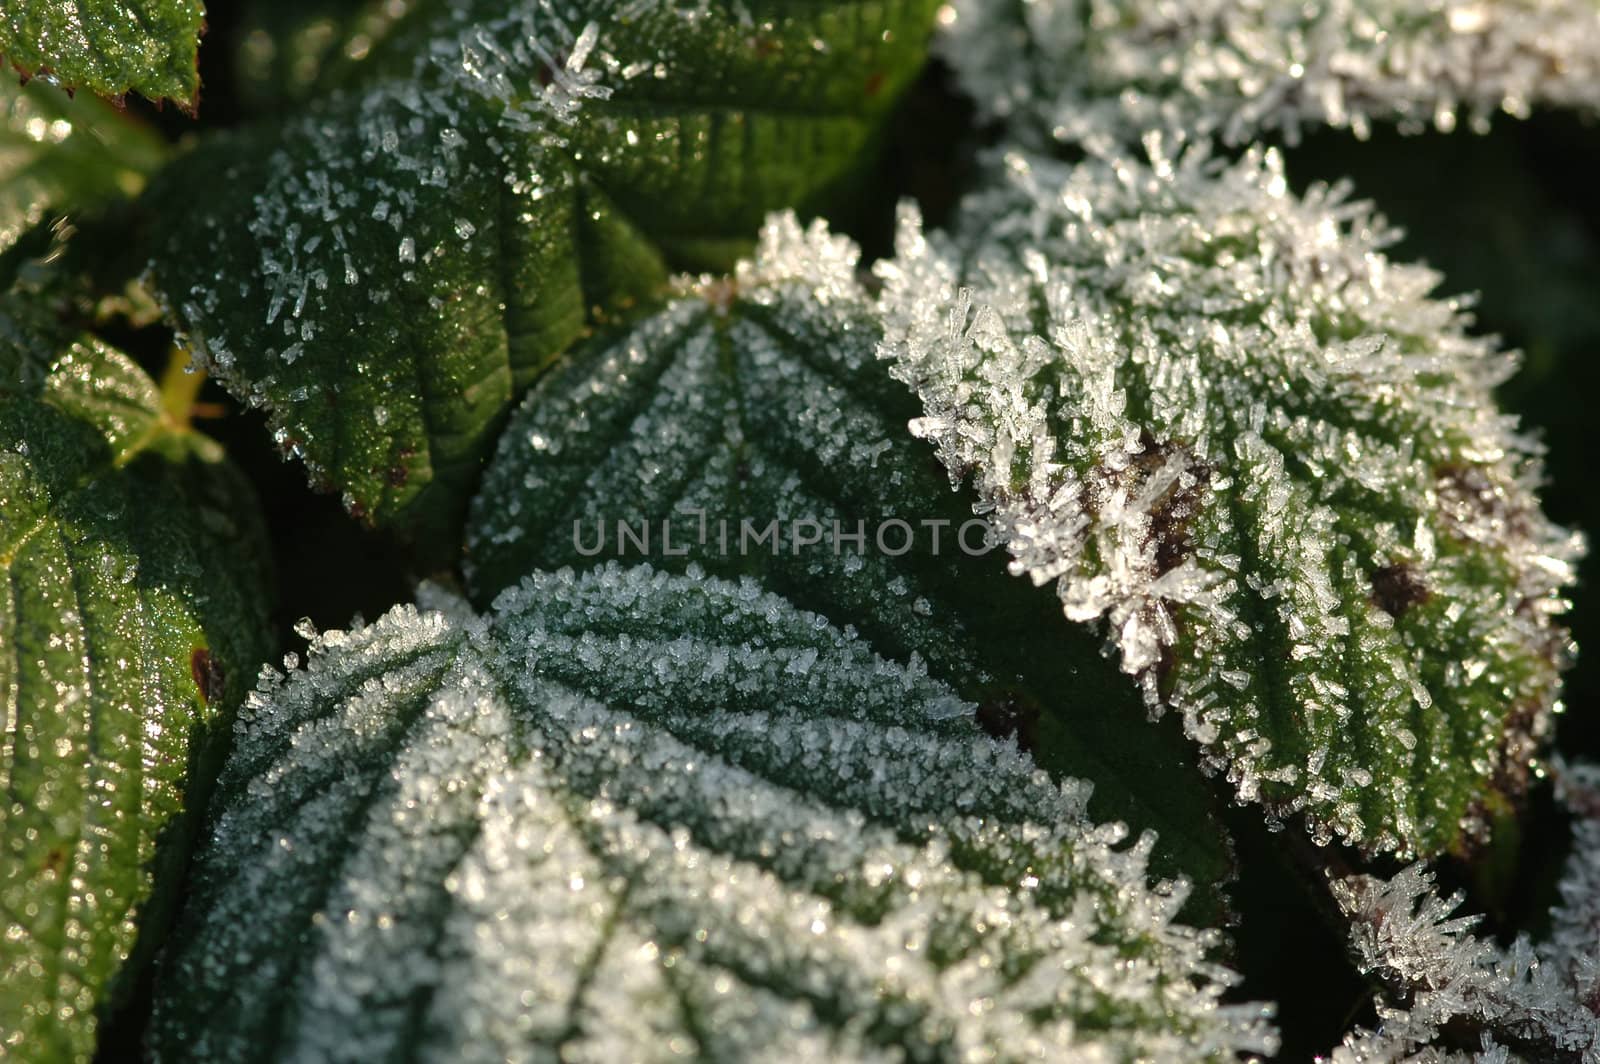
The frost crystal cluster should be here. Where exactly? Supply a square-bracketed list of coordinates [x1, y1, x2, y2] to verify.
[465, 212, 972, 658]
[465, 213, 899, 597]
[938, 0, 1600, 148]
[876, 143, 1581, 855]
[465, 213, 1238, 900]
[145, 0, 937, 540]
[1329, 764, 1600, 1061]
[150, 564, 1274, 1061]
[148, 3, 632, 536]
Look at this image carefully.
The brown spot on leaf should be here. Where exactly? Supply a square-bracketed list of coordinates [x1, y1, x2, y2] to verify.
[1130, 432, 1212, 577]
[865, 71, 885, 97]
[191, 647, 225, 706]
[1491, 695, 1548, 802]
[386, 446, 417, 488]
[1371, 563, 1429, 618]
[1434, 462, 1532, 543]
[536, 52, 568, 88]
[1154, 639, 1179, 696]
[975, 691, 1041, 755]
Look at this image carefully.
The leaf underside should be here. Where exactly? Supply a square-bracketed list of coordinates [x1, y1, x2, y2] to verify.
[0, 297, 274, 1062]
[145, 0, 938, 547]
[0, 0, 204, 108]
[151, 563, 1274, 1062]
[465, 216, 1235, 916]
[876, 147, 1581, 857]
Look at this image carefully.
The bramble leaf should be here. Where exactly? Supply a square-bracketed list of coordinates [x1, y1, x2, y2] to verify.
[875, 144, 1582, 857]
[465, 214, 1236, 915]
[0, 0, 205, 108]
[145, 0, 937, 548]
[151, 563, 1276, 1062]
[939, 0, 1600, 148]
[0, 79, 167, 258]
[0, 295, 274, 1062]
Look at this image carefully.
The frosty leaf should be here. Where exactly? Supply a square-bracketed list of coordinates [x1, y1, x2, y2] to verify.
[0, 0, 204, 108]
[940, 0, 1600, 148]
[144, 0, 938, 547]
[875, 144, 1582, 857]
[150, 563, 1276, 1062]
[1329, 763, 1600, 1064]
[1, 79, 167, 258]
[465, 213, 1235, 913]
[0, 296, 274, 1062]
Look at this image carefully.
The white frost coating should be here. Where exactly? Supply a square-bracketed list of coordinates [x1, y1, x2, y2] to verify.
[1329, 764, 1600, 1064]
[1546, 760, 1600, 1015]
[939, 0, 1600, 148]
[466, 210, 988, 679]
[152, 564, 1277, 1062]
[875, 142, 1581, 854]
[163, 0, 631, 493]
[731, 211, 865, 308]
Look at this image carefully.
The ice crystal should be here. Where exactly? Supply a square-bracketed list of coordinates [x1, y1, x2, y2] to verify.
[150, 2, 627, 538]
[875, 141, 1581, 855]
[939, 0, 1600, 149]
[465, 212, 1238, 905]
[146, 0, 938, 541]
[1546, 760, 1600, 1016]
[1329, 764, 1600, 1062]
[150, 563, 1276, 1062]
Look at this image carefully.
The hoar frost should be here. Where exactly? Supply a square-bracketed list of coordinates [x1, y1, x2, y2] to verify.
[875, 141, 1581, 856]
[1330, 763, 1600, 1060]
[150, 564, 1275, 1062]
[465, 211, 965, 642]
[938, 0, 1600, 148]
[147, 0, 940, 536]
[464, 211, 1241, 900]
[152, 1, 627, 530]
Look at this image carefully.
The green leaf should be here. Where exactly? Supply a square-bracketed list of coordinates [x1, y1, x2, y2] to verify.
[0, 294, 274, 1062]
[0, 0, 205, 108]
[936, 0, 1600, 149]
[1285, 118, 1600, 757]
[151, 563, 1277, 1061]
[465, 215, 1235, 918]
[0, 79, 167, 258]
[144, 0, 937, 548]
[876, 145, 1582, 858]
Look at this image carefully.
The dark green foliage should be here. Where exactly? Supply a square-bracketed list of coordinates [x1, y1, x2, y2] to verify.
[0, 295, 273, 1062]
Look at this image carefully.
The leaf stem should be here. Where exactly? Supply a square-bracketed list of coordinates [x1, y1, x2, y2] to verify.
[158, 347, 205, 428]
